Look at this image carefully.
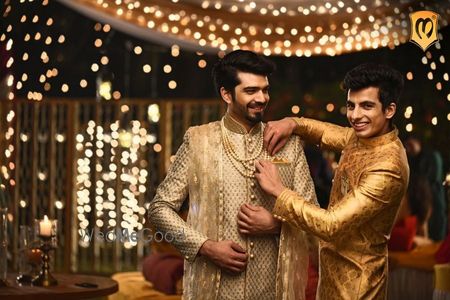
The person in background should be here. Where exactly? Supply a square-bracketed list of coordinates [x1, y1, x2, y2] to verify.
[404, 136, 448, 241]
[389, 176, 433, 251]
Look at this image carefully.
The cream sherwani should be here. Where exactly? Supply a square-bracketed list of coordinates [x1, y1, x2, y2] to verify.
[149, 114, 317, 300]
[273, 118, 409, 300]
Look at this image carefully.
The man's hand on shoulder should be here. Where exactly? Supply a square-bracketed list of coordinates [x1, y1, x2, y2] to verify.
[199, 240, 248, 273]
[264, 117, 298, 156]
[237, 204, 281, 235]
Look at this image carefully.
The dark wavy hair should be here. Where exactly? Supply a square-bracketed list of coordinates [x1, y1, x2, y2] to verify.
[342, 63, 404, 110]
[212, 50, 276, 97]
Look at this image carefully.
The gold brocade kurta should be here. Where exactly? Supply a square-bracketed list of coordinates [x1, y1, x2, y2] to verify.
[149, 115, 317, 300]
[273, 117, 409, 300]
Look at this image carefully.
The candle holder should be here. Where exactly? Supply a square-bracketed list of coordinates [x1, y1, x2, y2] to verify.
[32, 216, 58, 287]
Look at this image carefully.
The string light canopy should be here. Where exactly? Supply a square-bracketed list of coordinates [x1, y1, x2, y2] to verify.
[57, 0, 450, 57]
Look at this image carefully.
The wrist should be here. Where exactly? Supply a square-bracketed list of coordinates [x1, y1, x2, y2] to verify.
[286, 117, 298, 133]
[199, 239, 214, 257]
[272, 185, 285, 198]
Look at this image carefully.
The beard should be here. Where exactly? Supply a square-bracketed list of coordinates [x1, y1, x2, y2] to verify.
[245, 110, 264, 123]
[245, 101, 265, 123]
[229, 92, 267, 127]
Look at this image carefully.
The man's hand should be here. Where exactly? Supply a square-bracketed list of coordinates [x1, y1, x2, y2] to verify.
[199, 240, 248, 273]
[237, 204, 281, 235]
[254, 160, 286, 198]
[263, 117, 298, 156]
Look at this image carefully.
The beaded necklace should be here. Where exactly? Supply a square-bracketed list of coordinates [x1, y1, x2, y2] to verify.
[220, 118, 265, 178]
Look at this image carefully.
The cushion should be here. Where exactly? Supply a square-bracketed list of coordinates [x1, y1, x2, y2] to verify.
[388, 216, 417, 251]
[109, 272, 181, 300]
[142, 253, 184, 295]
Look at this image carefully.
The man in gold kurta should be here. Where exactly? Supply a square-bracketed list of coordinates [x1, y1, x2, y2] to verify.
[148, 50, 317, 300]
[255, 63, 409, 299]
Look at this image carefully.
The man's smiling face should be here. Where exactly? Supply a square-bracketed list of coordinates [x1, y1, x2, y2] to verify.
[346, 86, 395, 138]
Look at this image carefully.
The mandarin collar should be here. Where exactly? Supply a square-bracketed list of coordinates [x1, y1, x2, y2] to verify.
[223, 114, 262, 135]
[357, 127, 398, 147]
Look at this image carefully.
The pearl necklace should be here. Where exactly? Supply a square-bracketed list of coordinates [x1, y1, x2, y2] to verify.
[221, 119, 265, 178]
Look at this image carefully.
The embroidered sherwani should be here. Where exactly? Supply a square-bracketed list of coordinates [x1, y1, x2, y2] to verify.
[273, 118, 409, 300]
[149, 115, 317, 300]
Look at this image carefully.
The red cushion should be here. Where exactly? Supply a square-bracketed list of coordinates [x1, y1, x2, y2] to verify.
[142, 253, 184, 295]
[388, 216, 417, 251]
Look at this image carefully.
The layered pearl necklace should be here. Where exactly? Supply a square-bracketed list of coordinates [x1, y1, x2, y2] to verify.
[221, 119, 265, 178]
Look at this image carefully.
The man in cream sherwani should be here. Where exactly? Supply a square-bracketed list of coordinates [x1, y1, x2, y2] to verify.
[148, 50, 317, 300]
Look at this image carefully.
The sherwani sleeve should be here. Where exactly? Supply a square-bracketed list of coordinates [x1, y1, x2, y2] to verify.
[291, 141, 318, 206]
[273, 163, 404, 241]
[292, 117, 353, 152]
[148, 129, 208, 262]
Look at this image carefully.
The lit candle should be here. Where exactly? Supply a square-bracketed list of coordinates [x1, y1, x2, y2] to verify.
[39, 215, 52, 237]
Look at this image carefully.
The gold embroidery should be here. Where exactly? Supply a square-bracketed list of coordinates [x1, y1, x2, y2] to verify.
[340, 172, 349, 195]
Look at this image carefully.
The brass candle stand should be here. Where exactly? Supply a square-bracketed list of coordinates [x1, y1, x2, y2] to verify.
[32, 235, 58, 286]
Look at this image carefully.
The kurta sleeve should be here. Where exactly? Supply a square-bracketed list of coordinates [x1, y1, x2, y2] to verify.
[273, 164, 404, 242]
[148, 128, 208, 262]
[292, 117, 353, 152]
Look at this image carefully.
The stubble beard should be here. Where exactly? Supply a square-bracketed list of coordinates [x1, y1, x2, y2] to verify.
[245, 111, 263, 124]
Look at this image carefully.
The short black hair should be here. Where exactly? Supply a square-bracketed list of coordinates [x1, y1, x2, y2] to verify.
[212, 50, 276, 96]
[343, 63, 404, 110]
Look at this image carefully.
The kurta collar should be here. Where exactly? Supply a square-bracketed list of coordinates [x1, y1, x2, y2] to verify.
[223, 114, 262, 135]
[358, 127, 398, 147]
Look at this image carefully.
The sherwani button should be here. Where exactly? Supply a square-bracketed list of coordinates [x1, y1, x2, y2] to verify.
[250, 254, 254, 259]
[250, 182, 255, 188]
[250, 242, 254, 247]
[185, 255, 189, 260]
[250, 194, 255, 200]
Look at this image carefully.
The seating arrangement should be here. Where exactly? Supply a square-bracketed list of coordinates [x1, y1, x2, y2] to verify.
[388, 242, 446, 300]
[109, 272, 181, 300]
[433, 264, 450, 300]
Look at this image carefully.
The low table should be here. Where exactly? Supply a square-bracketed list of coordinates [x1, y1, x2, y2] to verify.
[0, 273, 118, 300]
